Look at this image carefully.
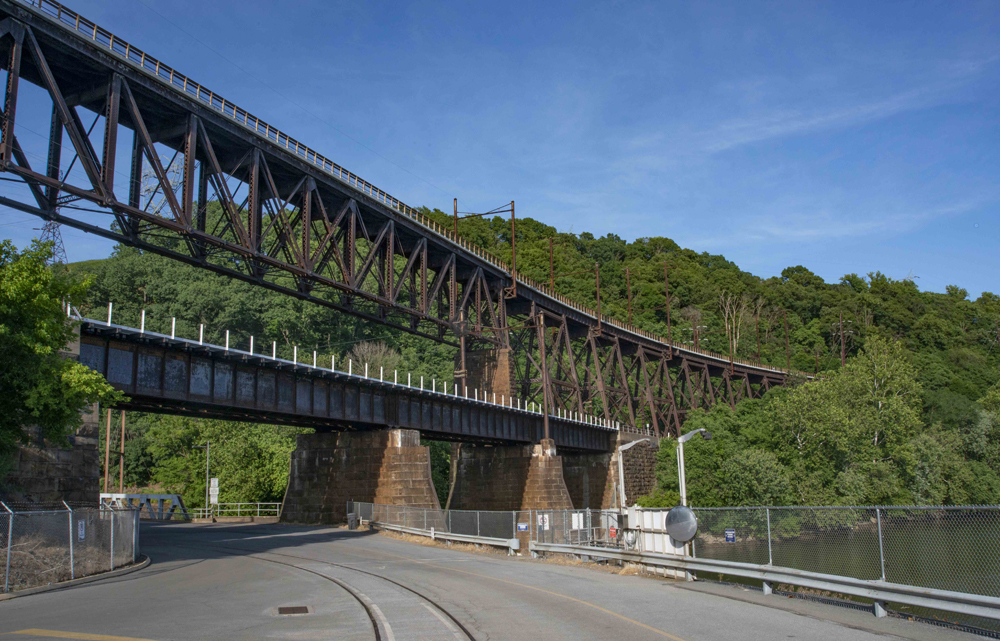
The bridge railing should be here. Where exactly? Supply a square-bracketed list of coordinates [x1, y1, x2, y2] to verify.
[20, 0, 797, 380]
[1, 501, 140, 593]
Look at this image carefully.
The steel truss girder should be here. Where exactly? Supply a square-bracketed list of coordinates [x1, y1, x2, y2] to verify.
[0, 6, 788, 438]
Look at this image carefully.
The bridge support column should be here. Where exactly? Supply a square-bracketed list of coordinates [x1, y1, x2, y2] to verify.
[561, 433, 658, 509]
[461, 348, 515, 399]
[449, 438, 573, 512]
[281, 428, 440, 524]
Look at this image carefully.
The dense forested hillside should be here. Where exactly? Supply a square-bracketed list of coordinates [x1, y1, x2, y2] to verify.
[68, 206, 1000, 509]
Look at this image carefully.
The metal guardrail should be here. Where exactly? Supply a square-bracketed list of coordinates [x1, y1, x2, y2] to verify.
[529, 541, 1000, 621]
[353, 502, 523, 554]
[189, 503, 281, 519]
[373, 521, 520, 554]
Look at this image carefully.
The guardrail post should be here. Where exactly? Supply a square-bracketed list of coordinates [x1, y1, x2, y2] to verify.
[873, 600, 887, 618]
[876, 508, 886, 582]
[766, 507, 772, 566]
[63, 501, 75, 580]
[762, 580, 773, 596]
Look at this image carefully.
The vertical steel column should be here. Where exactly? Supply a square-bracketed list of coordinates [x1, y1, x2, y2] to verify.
[536, 311, 551, 440]
[101, 76, 120, 193]
[45, 104, 62, 211]
[1, 25, 24, 166]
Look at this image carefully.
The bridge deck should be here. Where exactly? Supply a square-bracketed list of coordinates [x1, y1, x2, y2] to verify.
[78, 319, 615, 452]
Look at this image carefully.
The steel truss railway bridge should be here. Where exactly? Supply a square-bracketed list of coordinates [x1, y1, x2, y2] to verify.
[0, 0, 792, 446]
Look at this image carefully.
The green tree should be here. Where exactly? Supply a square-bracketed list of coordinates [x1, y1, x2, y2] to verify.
[0, 240, 122, 473]
[717, 449, 791, 506]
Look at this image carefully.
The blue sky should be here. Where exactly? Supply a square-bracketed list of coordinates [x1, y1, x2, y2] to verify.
[3, 0, 998, 297]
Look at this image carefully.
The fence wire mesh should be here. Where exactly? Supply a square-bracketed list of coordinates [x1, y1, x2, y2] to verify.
[1, 506, 140, 593]
[693, 505, 1000, 634]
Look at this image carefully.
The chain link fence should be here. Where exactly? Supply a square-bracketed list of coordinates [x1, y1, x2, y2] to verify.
[1, 503, 140, 593]
[351, 502, 621, 549]
[692, 505, 1000, 634]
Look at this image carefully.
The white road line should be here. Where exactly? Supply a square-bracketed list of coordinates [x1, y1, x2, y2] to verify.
[422, 603, 465, 640]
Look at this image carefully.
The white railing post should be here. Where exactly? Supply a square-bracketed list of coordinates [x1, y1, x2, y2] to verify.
[132, 508, 138, 563]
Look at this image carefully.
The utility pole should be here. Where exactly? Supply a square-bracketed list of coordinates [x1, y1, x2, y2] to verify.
[118, 411, 125, 492]
[664, 262, 672, 346]
[103, 410, 112, 493]
[626, 267, 632, 325]
[783, 310, 790, 370]
[453, 198, 458, 236]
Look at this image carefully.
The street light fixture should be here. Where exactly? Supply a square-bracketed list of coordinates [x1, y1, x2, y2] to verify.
[193, 442, 210, 513]
[676, 428, 711, 506]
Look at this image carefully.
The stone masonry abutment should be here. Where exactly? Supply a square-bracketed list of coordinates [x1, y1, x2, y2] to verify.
[281, 428, 440, 524]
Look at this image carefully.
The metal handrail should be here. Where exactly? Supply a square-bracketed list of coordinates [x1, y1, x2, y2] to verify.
[16, 0, 801, 380]
[529, 541, 1000, 622]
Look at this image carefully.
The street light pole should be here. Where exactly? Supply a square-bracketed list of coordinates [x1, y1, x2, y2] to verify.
[676, 428, 711, 506]
[617, 438, 650, 508]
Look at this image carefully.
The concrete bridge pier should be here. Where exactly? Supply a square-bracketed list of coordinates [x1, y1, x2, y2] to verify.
[448, 438, 574, 511]
[281, 428, 440, 524]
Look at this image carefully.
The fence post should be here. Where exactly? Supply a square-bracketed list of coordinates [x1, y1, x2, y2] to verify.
[448, 510, 452, 533]
[876, 507, 886, 581]
[64, 501, 75, 580]
[512, 511, 516, 539]
[3, 503, 12, 592]
[476, 511, 480, 537]
[424, 508, 427, 531]
[132, 508, 138, 563]
[766, 507, 772, 566]
[110, 509, 115, 571]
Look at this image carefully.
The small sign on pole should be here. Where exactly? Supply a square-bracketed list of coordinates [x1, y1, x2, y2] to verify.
[536, 513, 550, 531]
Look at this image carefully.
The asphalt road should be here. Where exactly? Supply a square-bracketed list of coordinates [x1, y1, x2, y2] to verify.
[0, 522, 982, 640]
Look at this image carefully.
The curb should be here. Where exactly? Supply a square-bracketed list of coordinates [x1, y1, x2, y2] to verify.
[0, 555, 151, 602]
